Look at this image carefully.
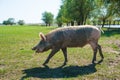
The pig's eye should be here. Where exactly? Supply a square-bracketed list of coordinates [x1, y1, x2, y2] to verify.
[39, 40, 46, 46]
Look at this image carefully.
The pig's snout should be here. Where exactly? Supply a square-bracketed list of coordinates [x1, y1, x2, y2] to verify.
[32, 46, 39, 53]
[32, 46, 43, 53]
[32, 46, 36, 50]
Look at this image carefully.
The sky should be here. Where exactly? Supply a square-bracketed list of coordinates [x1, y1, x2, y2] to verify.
[0, 0, 61, 23]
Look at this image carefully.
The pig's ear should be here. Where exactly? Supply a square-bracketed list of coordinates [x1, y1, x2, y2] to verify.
[39, 32, 46, 41]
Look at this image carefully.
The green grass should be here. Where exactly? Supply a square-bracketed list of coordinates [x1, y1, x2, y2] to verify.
[0, 25, 120, 80]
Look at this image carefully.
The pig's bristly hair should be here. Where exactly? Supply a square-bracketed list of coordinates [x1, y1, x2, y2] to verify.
[39, 32, 46, 41]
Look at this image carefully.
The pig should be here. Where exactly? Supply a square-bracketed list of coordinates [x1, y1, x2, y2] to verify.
[32, 25, 104, 66]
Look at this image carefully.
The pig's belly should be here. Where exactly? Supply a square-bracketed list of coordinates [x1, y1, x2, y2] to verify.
[67, 43, 87, 47]
[62, 40, 87, 47]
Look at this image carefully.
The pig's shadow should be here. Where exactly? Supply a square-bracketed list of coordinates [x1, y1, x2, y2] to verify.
[21, 64, 96, 79]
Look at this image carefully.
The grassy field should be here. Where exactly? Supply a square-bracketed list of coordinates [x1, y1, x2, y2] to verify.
[0, 25, 120, 80]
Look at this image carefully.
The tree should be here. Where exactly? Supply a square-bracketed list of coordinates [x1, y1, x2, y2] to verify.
[2, 18, 15, 25]
[57, 0, 94, 25]
[42, 11, 54, 26]
[58, 0, 119, 26]
[56, 5, 70, 27]
[56, 9, 63, 27]
[18, 20, 25, 25]
[7, 18, 15, 25]
[91, 0, 116, 27]
[107, 0, 120, 16]
[3, 20, 9, 25]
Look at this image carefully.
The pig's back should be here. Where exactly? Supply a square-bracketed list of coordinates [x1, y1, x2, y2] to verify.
[61, 26, 90, 47]
[47, 25, 100, 47]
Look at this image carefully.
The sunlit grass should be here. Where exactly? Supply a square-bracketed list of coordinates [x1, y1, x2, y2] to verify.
[0, 25, 120, 80]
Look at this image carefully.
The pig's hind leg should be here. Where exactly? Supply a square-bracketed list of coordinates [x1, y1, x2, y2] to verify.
[89, 41, 104, 64]
[61, 47, 68, 66]
[97, 44, 104, 63]
[89, 41, 98, 64]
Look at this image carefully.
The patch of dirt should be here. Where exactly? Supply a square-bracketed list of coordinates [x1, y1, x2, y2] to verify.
[102, 47, 114, 53]
[108, 53, 120, 67]
[102, 39, 120, 67]
[102, 39, 120, 53]
[108, 59, 120, 67]
[114, 40, 120, 50]
[0, 64, 6, 69]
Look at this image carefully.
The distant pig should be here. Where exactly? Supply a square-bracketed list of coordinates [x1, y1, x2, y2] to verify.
[32, 25, 104, 66]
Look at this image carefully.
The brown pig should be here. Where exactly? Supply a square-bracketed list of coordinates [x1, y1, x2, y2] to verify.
[32, 25, 104, 66]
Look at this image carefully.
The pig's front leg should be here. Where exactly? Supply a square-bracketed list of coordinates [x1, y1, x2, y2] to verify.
[61, 47, 68, 66]
[43, 48, 60, 66]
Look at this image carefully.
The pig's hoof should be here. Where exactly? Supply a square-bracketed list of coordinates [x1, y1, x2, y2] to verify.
[63, 62, 67, 65]
[43, 63, 46, 66]
[92, 61, 96, 64]
[42, 63, 49, 68]
[92, 60, 94, 64]
[44, 65, 49, 68]
[97, 59, 103, 64]
[92, 60, 98, 64]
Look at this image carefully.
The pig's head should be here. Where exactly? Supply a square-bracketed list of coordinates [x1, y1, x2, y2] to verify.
[32, 32, 51, 53]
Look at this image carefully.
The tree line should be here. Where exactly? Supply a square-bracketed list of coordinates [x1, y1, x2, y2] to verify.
[56, 0, 120, 27]
[41, 0, 120, 27]
[2, 18, 25, 25]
